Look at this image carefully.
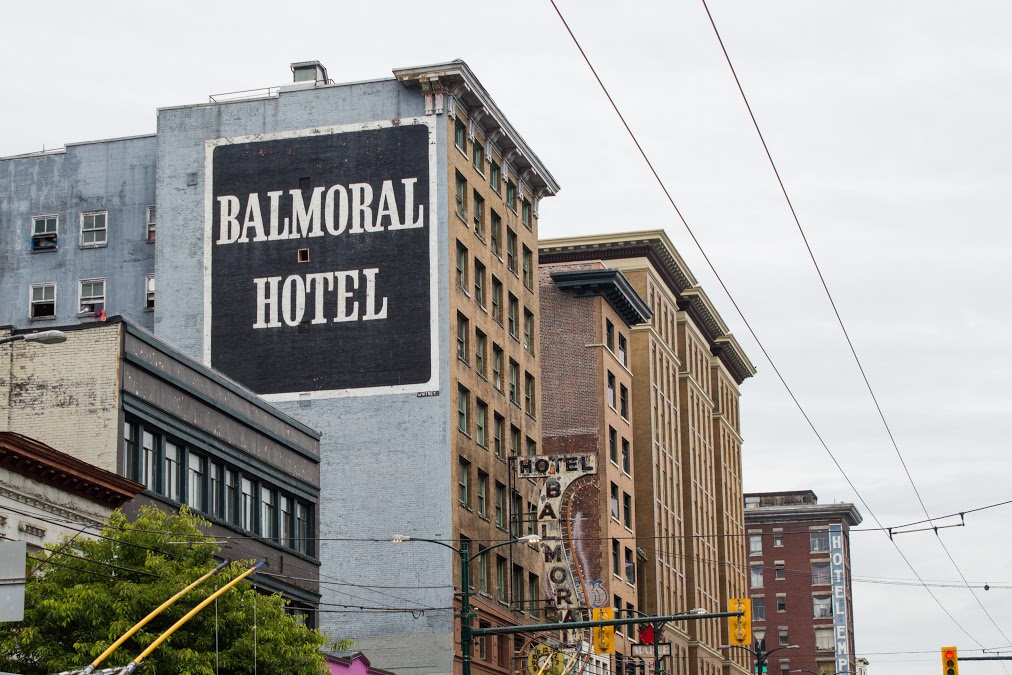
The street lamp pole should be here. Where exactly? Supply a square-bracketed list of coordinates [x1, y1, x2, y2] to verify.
[623, 606, 707, 675]
[390, 533, 541, 675]
[721, 633, 798, 675]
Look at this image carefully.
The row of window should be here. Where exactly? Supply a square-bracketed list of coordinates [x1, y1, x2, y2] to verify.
[750, 592, 837, 620]
[611, 539, 637, 585]
[124, 420, 314, 556]
[453, 118, 534, 229]
[605, 319, 629, 367]
[458, 459, 537, 534]
[608, 426, 632, 474]
[456, 308, 535, 376]
[30, 207, 155, 252]
[453, 180, 535, 286]
[749, 529, 833, 555]
[609, 483, 634, 529]
[459, 533, 541, 614]
[607, 371, 630, 419]
[456, 243, 535, 337]
[750, 561, 832, 587]
[28, 277, 155, 319]
[457, 364, 536, 432]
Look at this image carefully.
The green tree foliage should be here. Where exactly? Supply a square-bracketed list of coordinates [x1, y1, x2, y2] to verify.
[0, 506, 328, 675]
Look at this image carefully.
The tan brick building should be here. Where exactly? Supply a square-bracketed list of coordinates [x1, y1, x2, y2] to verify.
[540, 232, 756, 675]
[538, 261, 653, 667]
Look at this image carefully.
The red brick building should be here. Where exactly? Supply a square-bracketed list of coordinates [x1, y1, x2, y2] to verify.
[743, 491, 862, 675]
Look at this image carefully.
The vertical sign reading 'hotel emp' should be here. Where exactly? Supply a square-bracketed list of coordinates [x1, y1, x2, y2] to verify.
[203, 119, 438, 399]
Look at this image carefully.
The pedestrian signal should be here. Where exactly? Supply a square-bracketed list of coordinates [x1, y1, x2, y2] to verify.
[592, 608, 615, 654]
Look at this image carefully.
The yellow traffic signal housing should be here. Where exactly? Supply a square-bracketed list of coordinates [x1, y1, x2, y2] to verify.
[592, 608, 615, 654]
[942, 646, 959, 675]
[728, 598, 752, 646]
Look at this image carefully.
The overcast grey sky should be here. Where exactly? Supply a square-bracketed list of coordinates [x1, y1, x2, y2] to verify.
[4, 1, 1012, 672]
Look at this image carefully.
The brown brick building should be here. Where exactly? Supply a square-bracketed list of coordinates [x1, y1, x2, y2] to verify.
[539, 261, 653, 667]
[539, 232, 756, 675]
[743, 491, 862, 675]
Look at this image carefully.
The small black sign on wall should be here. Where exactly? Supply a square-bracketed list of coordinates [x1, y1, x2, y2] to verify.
[204, 119, 437, 398]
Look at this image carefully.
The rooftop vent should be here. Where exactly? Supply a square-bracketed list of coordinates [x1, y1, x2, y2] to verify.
[291, 61, 329, 84]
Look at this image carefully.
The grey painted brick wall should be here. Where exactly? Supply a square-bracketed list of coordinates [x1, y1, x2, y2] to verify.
[0, 136, 156, 330]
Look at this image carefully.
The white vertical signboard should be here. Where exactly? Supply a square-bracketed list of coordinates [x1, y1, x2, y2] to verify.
[829, 524, 849, 675]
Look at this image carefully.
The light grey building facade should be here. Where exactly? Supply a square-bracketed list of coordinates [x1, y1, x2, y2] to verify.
[0, 61, 559, 674]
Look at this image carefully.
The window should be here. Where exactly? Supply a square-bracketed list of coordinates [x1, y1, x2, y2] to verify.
[145, 275, 155, 310]
[812, 562, 830, 585]
[779, 627, 788, 645]
[490, 210, 501, 256]
[507, 294, 519, 338]
[490, 160, 501, 195]
[296, 502, 311, 555]
[509, 360, 519, 404]
[475, 330, 487, 376]
[476, 400, 488, 447]
[456, 242, 468, 289]
[456, 313, 470, 362]
[512, 564, 524, 609]
[493, 345, 503, 390]
[528, 573, 540, 617]
[815, 627, 833, 651]
[458, 458, 470, 506]
[618, 334, 627, 366]
[506, 229, 517, 273]
[279, 494, 292, 547]
[813, 593, 831, 617]
[525, 437, 536, 456]
[240, 477, 254, 531]
[609, 428, 618, 463]
[29, 283, 56, 319]
[621, 438, 630, 473]
[811, 530, 830, 552]
[491, 277, 503, 323]
[606, 320, 615, 351]
[473, 190, 485, 238]
[163, 441, 181, 501]
[261, 488, 276, 539]
[625, 547, 635, 584]
[474, 261, 486, 307]
[610, 483, 620, 520]
[775, 563, 785, 580]
[619, 385, 628, 419]
[607, 372, 616, 408]
[495, 483, 505, 528]
[81, 211, 107, 246]
[78, 278, 105, 315]
[31, 215, 58, 251]
[523, 310, 534, 352]
[777, 594, 787, 612]
[146, 206, 156, 241]
[752, 596, 766, 621]
[455, 172, 467, 220]
[751, 565, 764, 589]
[225, 468, 237, 524]
[479, 550, 489, 594]
[524, 373, 535, 416]
[622, 492, 632, 528]
[187, 452, 205, 510]
[454, 117, 467, 152]
[612, 539, 620, 575]
[773, 531, 783, 547]
[496, 555, 507, 602]
[522, 246, 533, 288]
[749, 533, 763, 555]
[477, 471, 488, 517]
[472, 139, 485, 172]
[521, 197, 532, 229]
[493, 414, 504, 457]
[779, 662, 790, 675]
[506, 179, 517, 211]
[457, 385, 470, 433]
[510, 426, 521, 457]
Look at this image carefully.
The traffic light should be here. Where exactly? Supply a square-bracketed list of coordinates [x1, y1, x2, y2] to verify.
[592, 608, 615, 654]
[728, 597, 751, 646]
[942, 646, 959, 675]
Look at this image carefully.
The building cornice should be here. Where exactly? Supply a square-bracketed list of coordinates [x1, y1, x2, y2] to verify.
[0, 432, 142, 509]
[539, 231, 757, 383]
[393, 60, 560, 197]
[744, 502, 863, 527]
[549, 269, 652, 327]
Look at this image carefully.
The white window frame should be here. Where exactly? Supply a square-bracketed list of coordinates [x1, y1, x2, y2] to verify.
[78, 278, 106, 315]
[145, 274, 155, 310]
[31, 215, 59, 252]
[80, 211, 108, 247]
[146, 205, 156, 241]
[29, 283, 57, 320]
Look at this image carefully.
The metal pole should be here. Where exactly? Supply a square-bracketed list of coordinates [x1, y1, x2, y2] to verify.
[460, 541, 472, 675]
[654, 621, 662, 675]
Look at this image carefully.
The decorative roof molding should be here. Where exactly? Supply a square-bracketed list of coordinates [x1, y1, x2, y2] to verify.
[0, 432, 142, 509]
[550, 269, 652, 327]
[744, 501, 864, 528]
[539, 230, 756, 383]
[394, 60, 560, 196]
